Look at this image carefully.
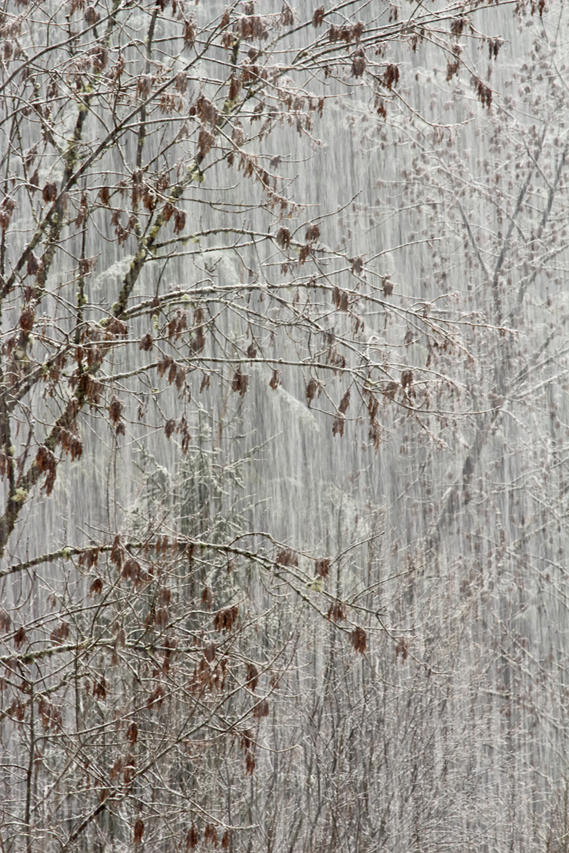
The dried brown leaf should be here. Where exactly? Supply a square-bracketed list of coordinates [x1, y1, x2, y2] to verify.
[13, 626, 26, 648]
[339, 388, 350, 414]
[231, 369, 249, 396]
[327, 600, 347, 622]
[275, 227, 291, 249]
[350, 626, 367, 654]
[246, 663, 259, 691]
[133, 818, 144, 843]
[252, 698, 269, 719]
[276, 548, 298, 567]
[312, 6, 325, 26]
[186, 824, 200, 848]
[306, 377, 319, 406]
[213, 605, 238, 633]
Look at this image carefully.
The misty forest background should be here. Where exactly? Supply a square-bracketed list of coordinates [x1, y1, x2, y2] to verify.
[1, 0, 569, 850]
